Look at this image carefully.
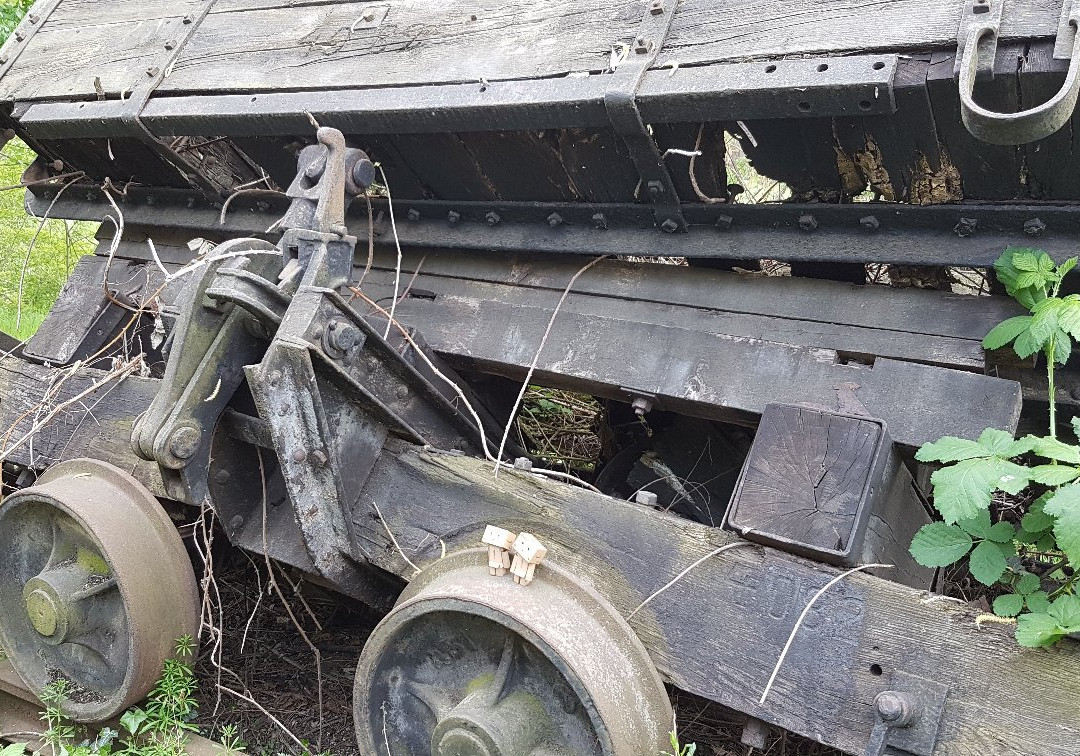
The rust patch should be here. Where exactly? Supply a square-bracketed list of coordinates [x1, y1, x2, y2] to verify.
[853, 136, 895, 201]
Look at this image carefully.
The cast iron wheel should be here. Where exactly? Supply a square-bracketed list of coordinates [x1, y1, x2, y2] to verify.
[354, 549, 672, 755]
[0, 459, 199, 722]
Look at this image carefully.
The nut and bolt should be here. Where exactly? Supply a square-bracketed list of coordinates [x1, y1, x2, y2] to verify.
[485, 210, 501, 226]
[168, 426, 201, 460]
[406, 208, 421, 222]
[352, 158, 375, 188]
[649, 0, 665, 14]
[27, 13, 39, 24]
[798, 213, 818, 231]
[660, 218, 680, 233]
[874, 691, 917, 727]
[592, 212, 608, 230]
[513, 457, 533, 471]
[311, 450, 328, 467]
[183, 14, 195, 24]
[326, 320, 362, 352]
[447, 210, 461, 226]
[715, 214, 734, 230]
[395, 385, 410, 400]
[859, 215, 880, 231]
[635, 490, 659, 506]
[632, 397, 653, 416]
[0, 55, 8, 65]
[146, 65, 160, 77]
[1024, 217, 1047, 237]
[634, 36, 653, 54]
[547, 212, 564, 228]
[165, 40, 176, 50]
[953, 217, 978, 237]
[14, 30, 24, 42]
[646, 180, 665, 198]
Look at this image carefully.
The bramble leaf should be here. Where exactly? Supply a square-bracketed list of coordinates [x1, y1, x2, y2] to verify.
[978, 428, 1036, 457]
[1030, 437, 1080, 464]
[1016, 572, 1041, 595]
[1016, 612, 1066, 647]
[1048, 594, 1080, 629]
[1026, 591, 1051, 613]
[1013, 329, 1042, 359]
[993, 593, 1024, 617]
[1029, 298, 1063, 346]
[983, 316, 1032, 350]
[968, 540, 1008, 585]
[1043, 483, 1080, 566]
[916, 437, 992, 464]
[930, 458, 1030, 524]
[1054, 330, 1072, 365]
[1028, 464, 1080, 486]
[909, 523, 973, 567]
[1058, 295, 1080, 339]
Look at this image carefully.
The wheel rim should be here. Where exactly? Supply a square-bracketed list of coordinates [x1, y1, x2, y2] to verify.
[0, 459, 199, 721]
[354, 549, 672, 755]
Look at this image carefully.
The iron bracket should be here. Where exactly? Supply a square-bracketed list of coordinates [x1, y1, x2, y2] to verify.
[604, 0, 685, 232]
[863, 671, 948, 756]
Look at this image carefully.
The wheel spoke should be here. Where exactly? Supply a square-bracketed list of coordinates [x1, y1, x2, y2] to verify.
[404, 678, 455, 721]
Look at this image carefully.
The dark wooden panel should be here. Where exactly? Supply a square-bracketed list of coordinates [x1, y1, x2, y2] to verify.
[1020, 40, 1080, 200]
[379, 291, 1021, 447]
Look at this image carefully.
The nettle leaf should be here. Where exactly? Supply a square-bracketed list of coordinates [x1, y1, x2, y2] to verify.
[983, 316, 1032, 351]
[909, 523, 973, 567]
[1043, 483, 1080, 566]
[968, 540, 1008, 585]
[1030, 436, 1080, 464]
[1049, 594, 1080, 630]
[1026, 590, 1051, 613]
[1016, 612, 1066, 647]
[1016, 571, 1041, 595]
[993, 593, 1024, 617]
[1028, 464, 1080, 486]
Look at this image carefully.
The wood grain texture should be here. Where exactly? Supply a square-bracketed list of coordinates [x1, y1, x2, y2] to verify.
[0, 0, 1066, 101]
[354, 442, 1080, 756]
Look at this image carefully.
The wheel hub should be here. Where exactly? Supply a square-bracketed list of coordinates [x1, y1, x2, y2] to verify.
[431, 686, 550, 756]
[24, 583, 62, 638]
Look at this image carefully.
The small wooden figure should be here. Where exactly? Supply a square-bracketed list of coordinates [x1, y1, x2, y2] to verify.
[510, 531, 547, 586]
[482, 525, 517, 576]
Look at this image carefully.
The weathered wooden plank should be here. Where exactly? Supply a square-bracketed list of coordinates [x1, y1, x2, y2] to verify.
[362, 247, 1019, 342]
[378, 291, 1021, 447]
[355, 442, 1080, 756]
[361, 271, 987, 370]
[3, 0, 1066, 102]
[0, 358, 165, 495]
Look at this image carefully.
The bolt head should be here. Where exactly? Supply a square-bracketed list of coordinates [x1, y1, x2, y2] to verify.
[485, 211, 501, 226]
[647, 180, 664, 197]
[860, 214, 880, 231]
[592, 212, 608, 230]
[513, 457, 533, 471]
[311, 450, 328, 467]
[183, 14, 194, 23]
[352, 158, 375, 189]
[953, 217, 978, 237]
[406, 208, 421, 222]
[292, 449, 308, 463]
[168, 426, 201, 460]
[14, 30, 24, 41]
[547, 212, 564, 227]
[649, 0, 665, 14]
[165, 40, 176, 50]
[447, 210, 461, 225]
[635, 490, 659, 506]
[660, 218, 679, 233]
[715, 214, 734, 230]
[874, 691, 916, 726]
[632, 397, 653, 416]
[146, 65, 160, 77]
[634, 36, 652, 54]
[1024, 217, 1047, 237]
[798, 213, 818, 231]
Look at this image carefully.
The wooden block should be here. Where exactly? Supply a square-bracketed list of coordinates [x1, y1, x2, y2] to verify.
[725, 403, 933, 588]
[511, 532, 547, 564]
[481, 524, 517, 550]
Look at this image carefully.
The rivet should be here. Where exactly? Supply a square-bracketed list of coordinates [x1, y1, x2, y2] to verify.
[859, 214, 880, 231]
[485, 210, 501, 226]
[798, 213, 818, 231]
[953, 217, 978, 237]
[447, 210, 460, 226]
[547, 212, 564, 227]
[1024, 217, 1047, 237]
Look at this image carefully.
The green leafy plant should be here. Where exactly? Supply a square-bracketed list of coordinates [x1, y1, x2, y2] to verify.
[910, 249, 1079, 647]
[661, 730, 697, 756]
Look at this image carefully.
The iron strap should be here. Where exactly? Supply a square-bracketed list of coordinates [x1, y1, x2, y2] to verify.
[0, 0, 64, 80]
[120, 0, 223, 197]
[604, 0, 685, 232]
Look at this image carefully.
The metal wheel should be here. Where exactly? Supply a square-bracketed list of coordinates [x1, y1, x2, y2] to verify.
[0, 459, 199, 722]
[354, 549, 672, 755]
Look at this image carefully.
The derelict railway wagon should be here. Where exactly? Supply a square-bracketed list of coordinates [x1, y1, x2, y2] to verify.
[0, 0, 1078, 753]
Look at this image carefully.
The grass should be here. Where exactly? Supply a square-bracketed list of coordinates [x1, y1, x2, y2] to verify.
[0, 138, 97, 339]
